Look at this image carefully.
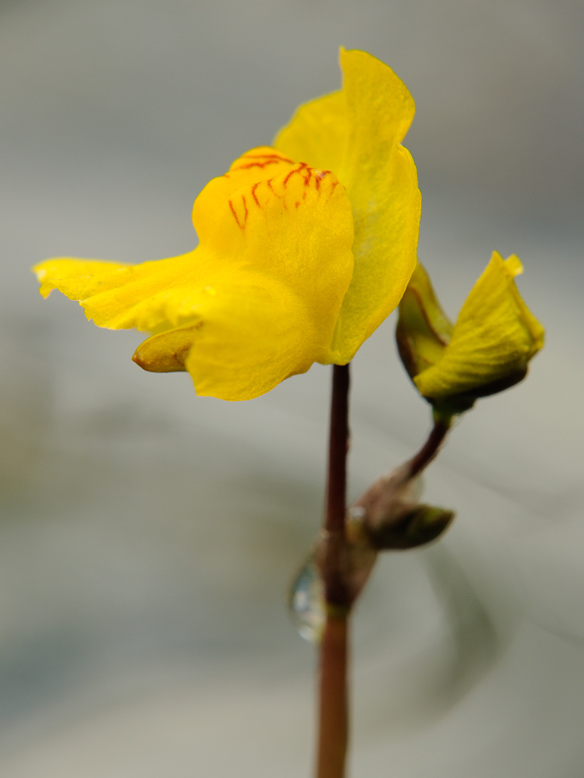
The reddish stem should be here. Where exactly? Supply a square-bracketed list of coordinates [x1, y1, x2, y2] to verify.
[325, 364, 350, 534]
[316, 364, 351, 778]
[316, 615, 349, 778]
[405, 415, 451, 478]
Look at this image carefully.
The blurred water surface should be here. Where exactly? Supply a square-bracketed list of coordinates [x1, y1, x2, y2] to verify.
[1, 0, 584, 776]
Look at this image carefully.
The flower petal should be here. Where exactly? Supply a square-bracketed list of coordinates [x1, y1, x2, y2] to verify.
[33, 252, 214, 332]
[132, 277, 333, 397]
[193, 148, 354, 341]
[191, 148, 355, 366]
[275, 48, 421, 362]
[272, 92, 348, 177]
[35, 258, 126, 299]
[415, 252, 545, 398]
[132, 275, 331, 400]
[187, 279, 327, 400]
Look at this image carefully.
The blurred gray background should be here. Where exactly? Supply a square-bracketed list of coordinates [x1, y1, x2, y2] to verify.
[1, 0, 583, 775]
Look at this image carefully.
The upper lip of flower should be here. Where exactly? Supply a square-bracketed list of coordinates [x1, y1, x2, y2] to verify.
[274, 47, 420, 364]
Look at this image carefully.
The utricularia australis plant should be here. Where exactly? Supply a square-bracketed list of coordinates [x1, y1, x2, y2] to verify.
[34, 48, 544, 778]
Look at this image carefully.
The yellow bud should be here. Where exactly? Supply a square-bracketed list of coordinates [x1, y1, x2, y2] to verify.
[396, 253, 545, 413]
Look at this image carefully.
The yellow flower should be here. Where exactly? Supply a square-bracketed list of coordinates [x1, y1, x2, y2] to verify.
[396, 253, 544, 412]
[34, 49, 420, 401]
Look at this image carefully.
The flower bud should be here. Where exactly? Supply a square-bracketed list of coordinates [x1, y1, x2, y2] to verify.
[367, 503, 455, 550]
[396, 253, 544, 413]
[351, 464, 455, 551]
